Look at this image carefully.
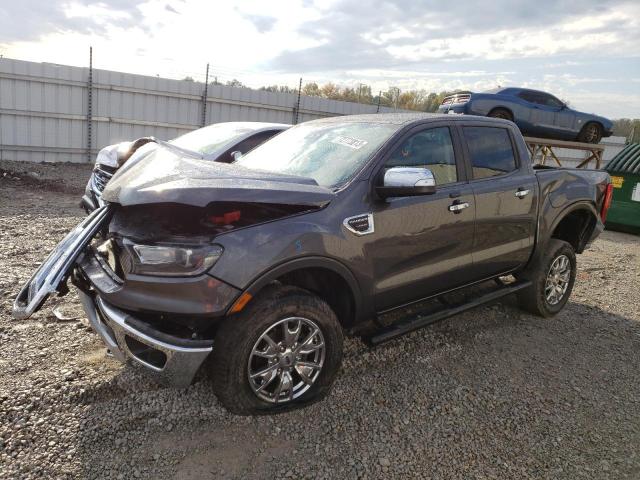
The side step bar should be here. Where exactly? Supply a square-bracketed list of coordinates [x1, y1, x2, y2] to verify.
[366, 280, 532, 346]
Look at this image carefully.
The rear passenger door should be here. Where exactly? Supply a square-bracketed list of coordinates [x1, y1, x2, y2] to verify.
[460, 125, 537, 278]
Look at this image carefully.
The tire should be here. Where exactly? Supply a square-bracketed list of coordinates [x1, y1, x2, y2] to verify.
[516, 239, 576, 317]
[488, 108, 513, 122]
[210, 284, 343, 415]
[577, 122, 602, 144]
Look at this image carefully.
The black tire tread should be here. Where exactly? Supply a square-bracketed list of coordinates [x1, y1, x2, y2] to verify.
[517, 239, 576, 317]
[577, 122, 602, 144]
[210, 284, 343, 415]
[487, 107, 513, 122]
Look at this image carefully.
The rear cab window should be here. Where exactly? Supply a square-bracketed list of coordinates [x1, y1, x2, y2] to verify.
[463, 127, 517, 179]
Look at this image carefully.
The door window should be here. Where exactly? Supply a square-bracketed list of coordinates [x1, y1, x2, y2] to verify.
[518, 91, 541, 104]
[463, 127, 517, 179]
[518, 90, 563, 109]
[540, 94, 564, 108]
[385, 127, 458, 185]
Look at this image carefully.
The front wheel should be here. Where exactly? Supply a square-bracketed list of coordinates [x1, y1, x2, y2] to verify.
[210, 285, 343, 415]
[517, 239, 577, 317]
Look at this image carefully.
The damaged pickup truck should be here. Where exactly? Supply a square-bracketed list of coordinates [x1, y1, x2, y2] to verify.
[14, 113, 612, 414]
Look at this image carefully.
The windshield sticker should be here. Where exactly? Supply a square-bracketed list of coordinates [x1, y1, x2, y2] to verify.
[331, 136, 368, 150]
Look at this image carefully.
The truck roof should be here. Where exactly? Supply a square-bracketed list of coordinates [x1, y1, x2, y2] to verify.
[309, 112, 514, 128]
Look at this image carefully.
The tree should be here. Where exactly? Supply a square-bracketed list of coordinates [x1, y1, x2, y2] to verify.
[182, 76, 195, 82]
[226, 78, 246, 88]
[612, 119, 640, 143]
[302, 82, 321, 97]
[382, 87, 401, 108]
[256, 80, 476, 113]
[320, 82, 342, 100]
[357, 84, 373, 104]
[260, 84, 298, 94]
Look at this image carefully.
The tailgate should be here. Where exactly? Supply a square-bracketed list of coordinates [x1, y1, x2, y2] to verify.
[13, 206, 111, 319]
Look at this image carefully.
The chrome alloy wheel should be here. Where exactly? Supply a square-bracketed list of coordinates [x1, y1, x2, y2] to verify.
[545, 254, 571, 305]
[248, 317, 326, 404]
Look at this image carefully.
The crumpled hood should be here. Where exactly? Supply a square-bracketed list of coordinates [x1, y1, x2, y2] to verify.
[101, 145, 335, 208]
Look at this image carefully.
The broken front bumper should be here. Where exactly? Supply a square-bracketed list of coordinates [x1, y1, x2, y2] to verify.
[78, 290, 213, 388]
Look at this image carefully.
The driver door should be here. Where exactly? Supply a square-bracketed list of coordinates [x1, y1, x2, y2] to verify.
[367, 125, 476, 312]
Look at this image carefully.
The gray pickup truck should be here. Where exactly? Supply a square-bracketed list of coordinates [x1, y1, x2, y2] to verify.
[14, 113, 612, 414]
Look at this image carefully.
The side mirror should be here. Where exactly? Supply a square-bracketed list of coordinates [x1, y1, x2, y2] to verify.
[376, 167, 437, 199]
[231, 151, 243, 161]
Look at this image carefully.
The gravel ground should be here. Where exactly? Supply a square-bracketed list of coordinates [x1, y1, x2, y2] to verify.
[1, 162, 639, 480]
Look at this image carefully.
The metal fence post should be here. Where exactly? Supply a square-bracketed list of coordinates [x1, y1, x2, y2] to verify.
[294, 77, 302, 124]
[0, 55, 3, 161]
[201, 63, 209, 127]
[86, 46, 93, 162]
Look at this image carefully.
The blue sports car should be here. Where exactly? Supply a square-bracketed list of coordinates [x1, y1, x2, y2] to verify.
[437, 87, 613, 144]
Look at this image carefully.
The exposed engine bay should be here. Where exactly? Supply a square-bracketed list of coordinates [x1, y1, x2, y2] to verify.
[108, 201, 313, 243]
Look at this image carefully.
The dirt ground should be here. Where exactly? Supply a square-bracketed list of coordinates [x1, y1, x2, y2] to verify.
[1, 161, 639, 479]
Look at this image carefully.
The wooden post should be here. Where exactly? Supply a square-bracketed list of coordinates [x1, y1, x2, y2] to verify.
[524, 136, 605, 169]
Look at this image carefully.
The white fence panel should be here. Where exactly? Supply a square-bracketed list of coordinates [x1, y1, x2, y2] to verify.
[0, 58, 408, 164]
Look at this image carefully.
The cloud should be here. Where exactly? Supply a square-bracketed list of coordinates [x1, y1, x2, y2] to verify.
[0, 0, 637, 117]
[268, 0, 639, 72]
[239, 13, 277, 33]
[0, 0, 146, 43]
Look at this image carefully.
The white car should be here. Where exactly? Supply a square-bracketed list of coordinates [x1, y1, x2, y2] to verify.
[81, 122, 289, 213]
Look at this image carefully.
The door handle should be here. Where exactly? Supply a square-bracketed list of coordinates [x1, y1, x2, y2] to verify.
[515, 188, 530, 198]
[448, 201, 470, 213]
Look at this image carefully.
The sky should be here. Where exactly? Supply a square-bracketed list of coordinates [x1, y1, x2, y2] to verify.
[0, 0, 638, 118]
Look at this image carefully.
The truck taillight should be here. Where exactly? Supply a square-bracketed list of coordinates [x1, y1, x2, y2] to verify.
[600, 183, 613, 222]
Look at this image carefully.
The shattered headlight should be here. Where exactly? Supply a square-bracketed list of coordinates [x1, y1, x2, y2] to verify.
[123, 241, 223, 277]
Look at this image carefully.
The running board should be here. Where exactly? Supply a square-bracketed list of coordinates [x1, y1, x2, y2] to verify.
[366, 280, 532, 346]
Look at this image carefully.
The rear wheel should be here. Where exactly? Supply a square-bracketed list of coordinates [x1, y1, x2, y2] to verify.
[577, 122, 602, 144]
[488, 108, 513, 122]
[517, 239, 576, 317]
[210, 285, 343, 415]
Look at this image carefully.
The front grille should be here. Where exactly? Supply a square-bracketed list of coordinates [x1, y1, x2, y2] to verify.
[92, 166, 115, 194]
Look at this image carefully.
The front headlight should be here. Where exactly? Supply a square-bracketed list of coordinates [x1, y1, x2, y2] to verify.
[123, 241, 223, 277]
